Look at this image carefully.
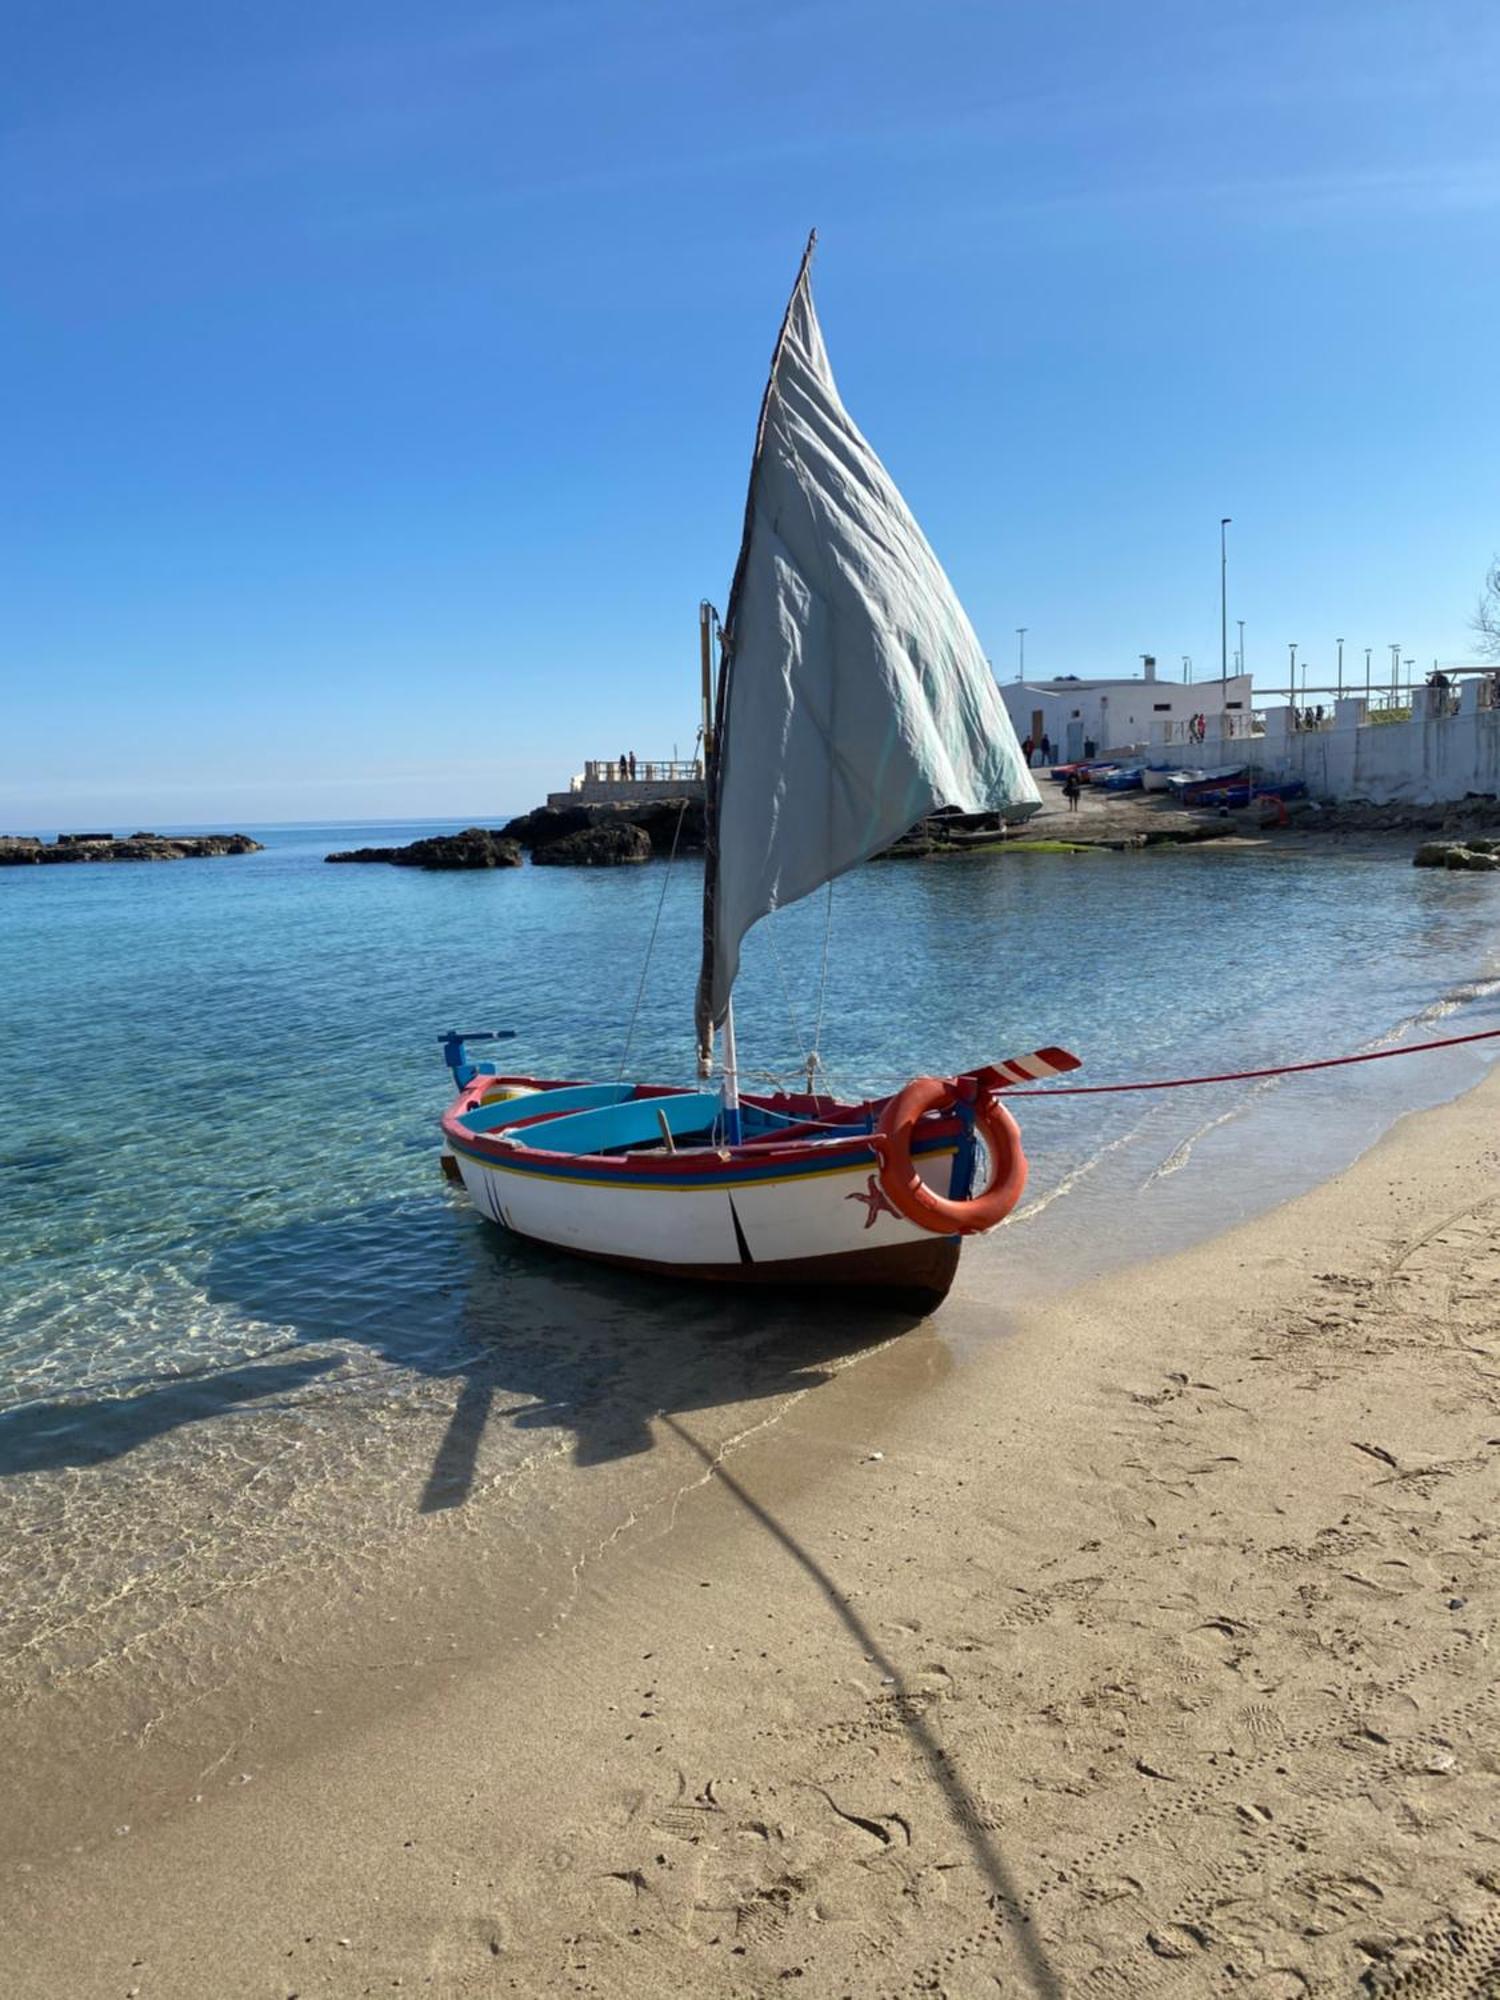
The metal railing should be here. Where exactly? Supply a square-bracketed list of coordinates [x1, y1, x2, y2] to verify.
[577, 758, 703, 786]
[1158, 712, 1259, 746]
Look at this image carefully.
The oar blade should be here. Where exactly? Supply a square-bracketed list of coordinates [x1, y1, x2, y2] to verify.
[986, 1046, 1083, 1086]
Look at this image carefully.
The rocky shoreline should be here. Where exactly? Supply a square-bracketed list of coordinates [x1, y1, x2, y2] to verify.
[1412, 836, 1500, 871]
[1285, 796, 1500, 835]
[326, 800, 704, 869]
[0, 832, 263, 866]
[325, 827, 522, 870]
[501, 799, 706, 856]
[324, 798, 1035, 869]
[319, 789, 1500, 874]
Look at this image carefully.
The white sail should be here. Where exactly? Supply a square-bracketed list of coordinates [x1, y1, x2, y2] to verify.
[697, 248, 1041, 1040]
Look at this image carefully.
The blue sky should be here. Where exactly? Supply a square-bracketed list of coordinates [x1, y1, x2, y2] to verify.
[4, 0, 1497, 825]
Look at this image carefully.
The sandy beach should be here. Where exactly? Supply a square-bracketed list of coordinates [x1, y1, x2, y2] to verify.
[6, 1062, 1499, 1999]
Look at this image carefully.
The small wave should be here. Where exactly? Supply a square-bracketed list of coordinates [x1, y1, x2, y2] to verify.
[1143, 1074, 1280, 1184]
[1412, 971, 1500, 1029]
[1007, 1111, 1161, 1226]
[1139, 966, 1500, 1190]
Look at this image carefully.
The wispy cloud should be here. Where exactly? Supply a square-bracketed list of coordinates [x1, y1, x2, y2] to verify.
[9, 1, 1498, 228]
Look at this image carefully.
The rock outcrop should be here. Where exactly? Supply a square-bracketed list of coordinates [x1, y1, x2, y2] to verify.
[0, 833, 263, 865]
[624, 798, 707, 854]
[500, 798, 705, 857]
[497, 805, 593, 850]
[326, 803, 689, 873]
[529, 821, 653, 866]
[1413, 838, 1500, 871]
[326, 828, 522, 869]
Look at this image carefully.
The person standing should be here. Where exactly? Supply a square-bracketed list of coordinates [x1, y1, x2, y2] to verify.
[1062, 771, 1081, 812]
[1021, 735, 1034, 767]
[628, 751, 637, 780]
[618, 751, 628, 781]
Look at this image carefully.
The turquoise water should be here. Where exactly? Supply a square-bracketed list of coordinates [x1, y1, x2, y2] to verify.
[3, 821, 1498, 1428]
[1, 822, 1498, 1696]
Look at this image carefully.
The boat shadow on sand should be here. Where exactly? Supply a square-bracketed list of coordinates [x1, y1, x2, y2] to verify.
[217, 1197, 932, 1512]
[0, 1353, 345, 1477]
[0, 1193, 931, 1509]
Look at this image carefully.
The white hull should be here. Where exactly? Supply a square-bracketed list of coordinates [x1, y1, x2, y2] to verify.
[452, 1143, 959, 1269]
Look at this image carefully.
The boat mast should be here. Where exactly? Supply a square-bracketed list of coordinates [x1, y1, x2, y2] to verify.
[699, 600, 744, 1139]
[699, 599, 715, 760]
[720, 991, 742, 1143]
[694, 228, 818, 1124]
[696, 599, 718, 1082]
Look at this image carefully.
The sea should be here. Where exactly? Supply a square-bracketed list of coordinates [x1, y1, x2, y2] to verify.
[2, 820, 1498, 1740]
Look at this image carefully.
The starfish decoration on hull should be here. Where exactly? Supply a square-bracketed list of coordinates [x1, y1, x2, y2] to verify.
[846, 1173, 901, 1230]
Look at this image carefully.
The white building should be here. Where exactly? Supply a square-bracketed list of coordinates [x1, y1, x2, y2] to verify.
[999, 661, 1253, 762]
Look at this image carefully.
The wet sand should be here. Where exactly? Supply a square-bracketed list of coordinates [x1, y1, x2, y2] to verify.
[6, 1066, 1500, 1998]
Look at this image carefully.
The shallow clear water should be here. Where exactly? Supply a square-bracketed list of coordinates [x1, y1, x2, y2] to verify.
[1, 822, 1497, 1690]
[3, 822, 1499, 1409]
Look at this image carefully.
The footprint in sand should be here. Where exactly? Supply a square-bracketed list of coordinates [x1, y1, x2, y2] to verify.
[1360, 1902, 1500, 1996]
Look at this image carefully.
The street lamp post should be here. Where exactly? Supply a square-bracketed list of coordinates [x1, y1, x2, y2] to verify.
[1220, 519, 1231, 697]
[1016, 627, 1027, 680]
[1365, 647, 1372, 704]
[1337, 638, 1344, 697]
[1237, 619, 1245, 677]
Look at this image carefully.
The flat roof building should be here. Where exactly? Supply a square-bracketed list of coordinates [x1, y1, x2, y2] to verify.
[1000, 664, 1253, 761]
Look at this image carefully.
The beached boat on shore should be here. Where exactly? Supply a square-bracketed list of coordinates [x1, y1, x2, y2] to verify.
[439, 236, 1076, 1308]
[1168, 766, 1247, 807]
[1164, 768, 1309, 811]
[439, 1059, 1074, 1305]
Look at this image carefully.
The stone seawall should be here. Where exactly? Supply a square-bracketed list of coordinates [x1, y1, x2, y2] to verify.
[545, 779, 705, 810]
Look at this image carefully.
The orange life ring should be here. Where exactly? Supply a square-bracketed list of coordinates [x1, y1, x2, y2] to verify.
[871, 1077, 1028, 1237]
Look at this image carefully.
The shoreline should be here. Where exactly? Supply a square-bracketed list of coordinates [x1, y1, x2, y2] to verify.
[6, 1062, 1500, 1995]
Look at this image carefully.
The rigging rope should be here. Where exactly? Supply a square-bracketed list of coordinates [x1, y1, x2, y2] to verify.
[762, 911, 811, 1071]
[761, 880, 842, 1109]
[808, 878, 836, 1081]
[616, 734, 701, 1082]
[999, 1024, 1500, 1098]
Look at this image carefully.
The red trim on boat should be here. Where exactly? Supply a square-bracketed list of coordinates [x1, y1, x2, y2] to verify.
[440, 1073, 966, 1181]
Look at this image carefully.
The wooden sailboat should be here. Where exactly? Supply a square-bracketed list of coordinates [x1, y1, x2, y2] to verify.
[439, 237, 1078, 1309]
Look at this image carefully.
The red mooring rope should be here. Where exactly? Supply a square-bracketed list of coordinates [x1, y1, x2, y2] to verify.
[1002, 1024, 1500, 1098]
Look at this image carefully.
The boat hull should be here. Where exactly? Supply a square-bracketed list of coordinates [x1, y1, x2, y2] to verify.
[482, 1223, 962, 1307]
[443, 1074, 971, 1308]
[449, 1133, 963, 1306]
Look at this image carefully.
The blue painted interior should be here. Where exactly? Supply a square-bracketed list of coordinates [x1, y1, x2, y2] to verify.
[459, 1082, 632, 1133]
[504, 1090, 721, 1155]
[459, 1086, 873, 1155]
